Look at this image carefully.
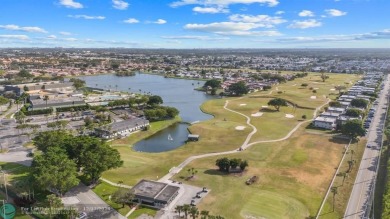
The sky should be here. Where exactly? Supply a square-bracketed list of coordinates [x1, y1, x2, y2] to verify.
[0, 0, 389, 48]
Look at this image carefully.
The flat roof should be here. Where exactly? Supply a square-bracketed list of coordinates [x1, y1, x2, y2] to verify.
[132, 179, 180, 202]
[132, 180, 167, 199]
[155, 185, 180, 202]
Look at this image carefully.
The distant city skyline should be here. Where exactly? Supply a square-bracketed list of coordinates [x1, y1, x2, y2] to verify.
[0, 0, 389, 48]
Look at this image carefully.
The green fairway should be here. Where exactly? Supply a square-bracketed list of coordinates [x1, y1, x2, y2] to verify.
[240, 191, 309, 219]
[102, 72, 361, 218]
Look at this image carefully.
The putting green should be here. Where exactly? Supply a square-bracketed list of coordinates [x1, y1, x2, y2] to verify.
[240, 190, 309, 219]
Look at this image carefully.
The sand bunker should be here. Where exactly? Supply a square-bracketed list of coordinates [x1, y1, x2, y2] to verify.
[235, 126, 246, 130]
[239, 104, 247, 106]
[251, 112, 263, 117]
[313, 87, 319, 90]
[330, 88, 335, 91]
[285, 114, 295, 118]
[310, 96, 317, 99]
[261, 105, 268, 108]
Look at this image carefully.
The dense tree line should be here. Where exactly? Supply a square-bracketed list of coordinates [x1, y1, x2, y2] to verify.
[31, 131, 123, 194]
[144, 106, 179, 121]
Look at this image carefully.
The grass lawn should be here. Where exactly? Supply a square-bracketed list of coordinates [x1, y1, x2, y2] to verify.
[128, 206, 157, 219]
[172, 127, 354, 218]
[101, 72, 361, 218]
[92, 182, 132, 216]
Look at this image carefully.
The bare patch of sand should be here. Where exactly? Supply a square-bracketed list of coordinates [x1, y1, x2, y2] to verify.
[251, 112, 263, 117]
[235, 126, 246, 130]
[285, 114, 295, 118]
[330, 88, 335, 91]
[313, 87, 319, 90]
[310, 96, 317, 99]
[239, 104, 247, 106]
[261, 105, 268, 108]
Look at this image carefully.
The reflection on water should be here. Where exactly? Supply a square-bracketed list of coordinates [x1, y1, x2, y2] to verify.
[81, 73, 215, 152]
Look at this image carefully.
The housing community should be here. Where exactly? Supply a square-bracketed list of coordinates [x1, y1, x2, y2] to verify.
[313, 72, 383, 130]
[2, 80, 150, 139]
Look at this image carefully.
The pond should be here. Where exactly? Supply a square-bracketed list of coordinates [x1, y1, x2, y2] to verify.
[80, 73, 215, 152]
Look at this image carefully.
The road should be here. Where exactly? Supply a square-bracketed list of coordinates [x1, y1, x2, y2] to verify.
[344, 74, 390, 219]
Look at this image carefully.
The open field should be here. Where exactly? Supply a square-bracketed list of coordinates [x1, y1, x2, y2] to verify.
[92, 182, 132, 216]
[172, 128, 353, 218]
[103, 72, 362, 218]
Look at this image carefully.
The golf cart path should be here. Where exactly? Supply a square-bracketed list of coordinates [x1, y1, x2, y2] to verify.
[157, 97, 330, 182]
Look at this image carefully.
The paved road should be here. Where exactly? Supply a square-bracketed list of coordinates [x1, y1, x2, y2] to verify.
[344, 74, 390, 219]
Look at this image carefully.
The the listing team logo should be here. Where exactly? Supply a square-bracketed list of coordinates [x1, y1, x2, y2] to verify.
[0, 203, 16, 219]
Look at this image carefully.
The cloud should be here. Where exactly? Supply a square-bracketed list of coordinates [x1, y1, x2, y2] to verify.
[0, 35, 29, 40]
[59, 0, 83, 9]
[64, 38, 78, 41]
[193, 6, 229, 14]
[288, 19, 322, 29]
[112, 0, 129, 10]
[170, 0, 279, 8]
[275, 10, 284, 15]
[0, 24, 47, 33]
[59, 31, 72, 35]
[275, 29, 390, 43]
[124, 18, 140, 24]
[47, 35, 57, 39]
[68, 15, 106, 20]
[299, 10, 315, 17]
[161, 35, 230, 41]
[184, 22, 281, 36]
[154, 19, 167, 24]
[229, 14, 286, 27]
[325, 9, 347, 17]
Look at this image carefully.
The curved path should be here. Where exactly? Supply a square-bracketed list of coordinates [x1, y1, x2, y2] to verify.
[102, 95, 330, 185]
[158, 96, 330, 182]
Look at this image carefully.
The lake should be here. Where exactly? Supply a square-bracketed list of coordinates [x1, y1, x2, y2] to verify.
[80, 73, 215, 152]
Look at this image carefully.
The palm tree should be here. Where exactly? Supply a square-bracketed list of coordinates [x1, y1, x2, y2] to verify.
[15, 99, 21, 110]
[43, 95, 49, 108]
[331, 186, 338, 212]
[182, 204, 191, 219]
[175, 205, 183, 217]
[350, 149, 355, 162]
[189, 206, 199, 219]
[200, 210, 209, 219]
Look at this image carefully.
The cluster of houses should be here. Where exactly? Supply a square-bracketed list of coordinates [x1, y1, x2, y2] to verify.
[313, 72, 382, 130]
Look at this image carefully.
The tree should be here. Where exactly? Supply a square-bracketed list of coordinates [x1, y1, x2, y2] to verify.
[345, 108, 362, 117]
[301, 83, 309, 87]
[335, 85, 346, 94]
[17, 69, 34, 79]
[175, 205, 184, 217]
[183, 204, 191, 219]
[189, 206, 199, 219]
[228, 81, 249, 96]
[239, 160, 249, 171]
[329, 101, 342, 107]
[203, 79, 221, 89]
[33, 131, 72, 153]
[147, 95, 163, 106]
[43, 95, 49, 108]
[111, 188, 134, 208]
[69, 78, 86, 90]
[77, 139, 123, 184]
[229, 158, 241, 169]
[320, 69, 328, 82]
[200, 210, 209, 219]
[267, 98, 288, 111]
[341, 119, 366, 139]
[31, 147, 79, 196]
[216, 157, 230, 172]
[351, 98, 369, 108]
[331, 187, 338, 212]
[14, 111, 26, 124]
[46, 194, 64, 218]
